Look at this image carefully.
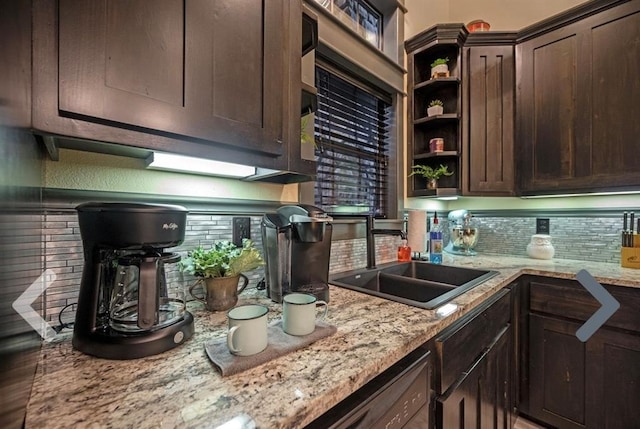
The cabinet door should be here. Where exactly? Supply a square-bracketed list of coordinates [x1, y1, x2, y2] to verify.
[585, 325, 640, 429]
[528, 313, 640, 429]
[463, 45, 515, 196]
[437, 325, 511, 429]
[517, 1, 640, 194]
[528, 314, 587, 428]
[58, 0, 285, 157]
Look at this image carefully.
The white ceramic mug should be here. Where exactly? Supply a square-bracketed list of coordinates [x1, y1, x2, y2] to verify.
[226, 304, 269, 356]
[282, 293, 328, 336]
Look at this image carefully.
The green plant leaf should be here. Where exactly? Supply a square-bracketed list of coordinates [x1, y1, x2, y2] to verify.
[430, 57, 449, 68]
[408, 164, 453, 180]
[178, 239, 264, 278]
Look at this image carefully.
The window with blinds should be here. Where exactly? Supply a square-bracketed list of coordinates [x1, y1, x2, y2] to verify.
[314, 64, 392, 217]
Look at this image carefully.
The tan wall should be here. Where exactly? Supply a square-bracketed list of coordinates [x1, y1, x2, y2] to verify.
[404, 0, 588, 38]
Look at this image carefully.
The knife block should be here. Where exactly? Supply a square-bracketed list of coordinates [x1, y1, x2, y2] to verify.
[620, 234, 640, 269]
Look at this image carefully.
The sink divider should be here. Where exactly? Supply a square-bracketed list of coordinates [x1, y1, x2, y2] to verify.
[377, 272, 458, 290]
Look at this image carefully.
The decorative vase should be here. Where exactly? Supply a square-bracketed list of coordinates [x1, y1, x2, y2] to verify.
[426, 178, 437, 189]
[526, 234, 555, 260]
[467, 19, 491, 32]
[427, 105, 443, 117]
[189, 274, 249, 311]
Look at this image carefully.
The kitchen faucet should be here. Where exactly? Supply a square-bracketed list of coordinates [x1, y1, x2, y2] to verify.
[330, 214, 407, 269]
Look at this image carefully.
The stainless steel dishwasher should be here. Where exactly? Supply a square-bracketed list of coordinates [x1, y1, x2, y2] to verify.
[305, 345, 431, 429]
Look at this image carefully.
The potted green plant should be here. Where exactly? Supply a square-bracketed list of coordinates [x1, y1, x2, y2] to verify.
[409, 164, 453, 189]
[179, 239, 264, 311]
[430, 57, 449, 78]
[427, 99, 444, 117]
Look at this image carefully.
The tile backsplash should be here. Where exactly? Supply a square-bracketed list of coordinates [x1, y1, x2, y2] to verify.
[42, 209, 623, 327]
[42, 210, 401, 326]
[471, 216, 621, 264]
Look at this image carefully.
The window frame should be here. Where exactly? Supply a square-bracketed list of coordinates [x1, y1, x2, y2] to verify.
[312, 0, 384, 49]
[313, 58, 393, 217]
[301, 0, 405, 221]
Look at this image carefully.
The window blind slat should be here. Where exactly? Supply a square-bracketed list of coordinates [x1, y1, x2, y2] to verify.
[314, 67, 391, 217]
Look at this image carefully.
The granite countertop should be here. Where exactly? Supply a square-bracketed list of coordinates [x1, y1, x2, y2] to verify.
[25, 254, 640, 429]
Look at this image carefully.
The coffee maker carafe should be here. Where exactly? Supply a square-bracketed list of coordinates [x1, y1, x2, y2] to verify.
[74, 202, 194, 359]
[261, 205, 333, 303]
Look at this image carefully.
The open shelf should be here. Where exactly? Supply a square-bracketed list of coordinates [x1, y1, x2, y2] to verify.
[301, 82, 317, 116]
[411, 187, 460, 198]
[406, 24, 467, 198]
[414, 113, 459, 125]
[414, 150, 458, 160]
[414, 77, 460, 91]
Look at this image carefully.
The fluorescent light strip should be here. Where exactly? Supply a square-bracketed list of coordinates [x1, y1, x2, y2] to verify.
[146, 152, 255, 178]
[521, 190, 640, 198]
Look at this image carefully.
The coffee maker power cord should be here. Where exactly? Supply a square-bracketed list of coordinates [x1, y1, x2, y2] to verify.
[52, 302, 76, 334]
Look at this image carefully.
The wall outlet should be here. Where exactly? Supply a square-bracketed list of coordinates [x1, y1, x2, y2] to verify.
[232, 217, 251, 247]
[536, 218, 550, 234]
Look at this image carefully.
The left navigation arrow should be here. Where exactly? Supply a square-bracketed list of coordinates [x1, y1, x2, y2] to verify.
[12, 269, 58, 341]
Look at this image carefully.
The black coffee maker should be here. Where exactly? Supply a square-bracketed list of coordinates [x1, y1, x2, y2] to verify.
[73, 202, 194, 359]
[261, 204, 333, 303]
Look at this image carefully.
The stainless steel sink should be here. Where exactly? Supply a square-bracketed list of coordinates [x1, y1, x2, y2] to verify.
[330, 261, 498, 309]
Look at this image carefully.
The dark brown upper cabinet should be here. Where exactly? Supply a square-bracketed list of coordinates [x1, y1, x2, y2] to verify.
[517, 0, 640, 195]
[32, 0, 307, 174]
[406, 27, 517, 198]
[462, 37, 516, 196]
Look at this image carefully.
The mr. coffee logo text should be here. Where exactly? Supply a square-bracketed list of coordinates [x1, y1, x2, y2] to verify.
[163, 223, 179, 230]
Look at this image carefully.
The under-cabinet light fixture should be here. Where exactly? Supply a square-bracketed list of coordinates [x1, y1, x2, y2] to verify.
[145, 152, 255, 178]
[520, 190, 640, 199]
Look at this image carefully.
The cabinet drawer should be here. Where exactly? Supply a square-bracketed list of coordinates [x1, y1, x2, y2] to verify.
[434, 288, 510, 394]
[528, 277, 640, 334]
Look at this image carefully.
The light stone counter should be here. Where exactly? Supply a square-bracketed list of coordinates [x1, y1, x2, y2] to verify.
[25, 254, 640, 429]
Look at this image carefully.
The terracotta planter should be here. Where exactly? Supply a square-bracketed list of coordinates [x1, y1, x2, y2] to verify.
[467, 20, 491, 32]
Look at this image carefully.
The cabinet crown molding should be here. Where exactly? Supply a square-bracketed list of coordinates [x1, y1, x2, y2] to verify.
[405, 23, 468, 53]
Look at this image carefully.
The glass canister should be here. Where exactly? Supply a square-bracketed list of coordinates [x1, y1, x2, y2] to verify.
[110, 253, 186, 332]
[526, 234, 555, 260]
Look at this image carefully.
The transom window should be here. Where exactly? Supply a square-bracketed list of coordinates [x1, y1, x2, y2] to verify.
[313, 0, 382, 48]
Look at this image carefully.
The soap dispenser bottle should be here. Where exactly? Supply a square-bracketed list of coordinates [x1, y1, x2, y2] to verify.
[429, 212, 443, 264]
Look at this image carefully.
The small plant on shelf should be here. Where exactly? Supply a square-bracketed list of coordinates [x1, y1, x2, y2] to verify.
[409, 164, 453, 189]
[430, 57, 449, 68]
[430, 57, 449, 78]
[427, 99, 444, 117]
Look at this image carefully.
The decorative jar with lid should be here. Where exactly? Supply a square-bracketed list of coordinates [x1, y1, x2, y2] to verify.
[526, 234, 555, 260]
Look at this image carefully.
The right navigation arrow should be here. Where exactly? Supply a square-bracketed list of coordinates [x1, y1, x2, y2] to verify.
[575, 269, 620, 342]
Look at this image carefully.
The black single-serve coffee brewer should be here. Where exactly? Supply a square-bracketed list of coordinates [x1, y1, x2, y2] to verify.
[261, 204, 333, 303]
[74, 202, 194, 359]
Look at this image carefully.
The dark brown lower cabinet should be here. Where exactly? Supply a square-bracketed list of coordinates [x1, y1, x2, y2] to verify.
[437, 325, 511, 429]
[528, 314, 640, 429]
[433, 288, 513, 429]
[521, 276, 640, 429]
[528, 315, 587, 428]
